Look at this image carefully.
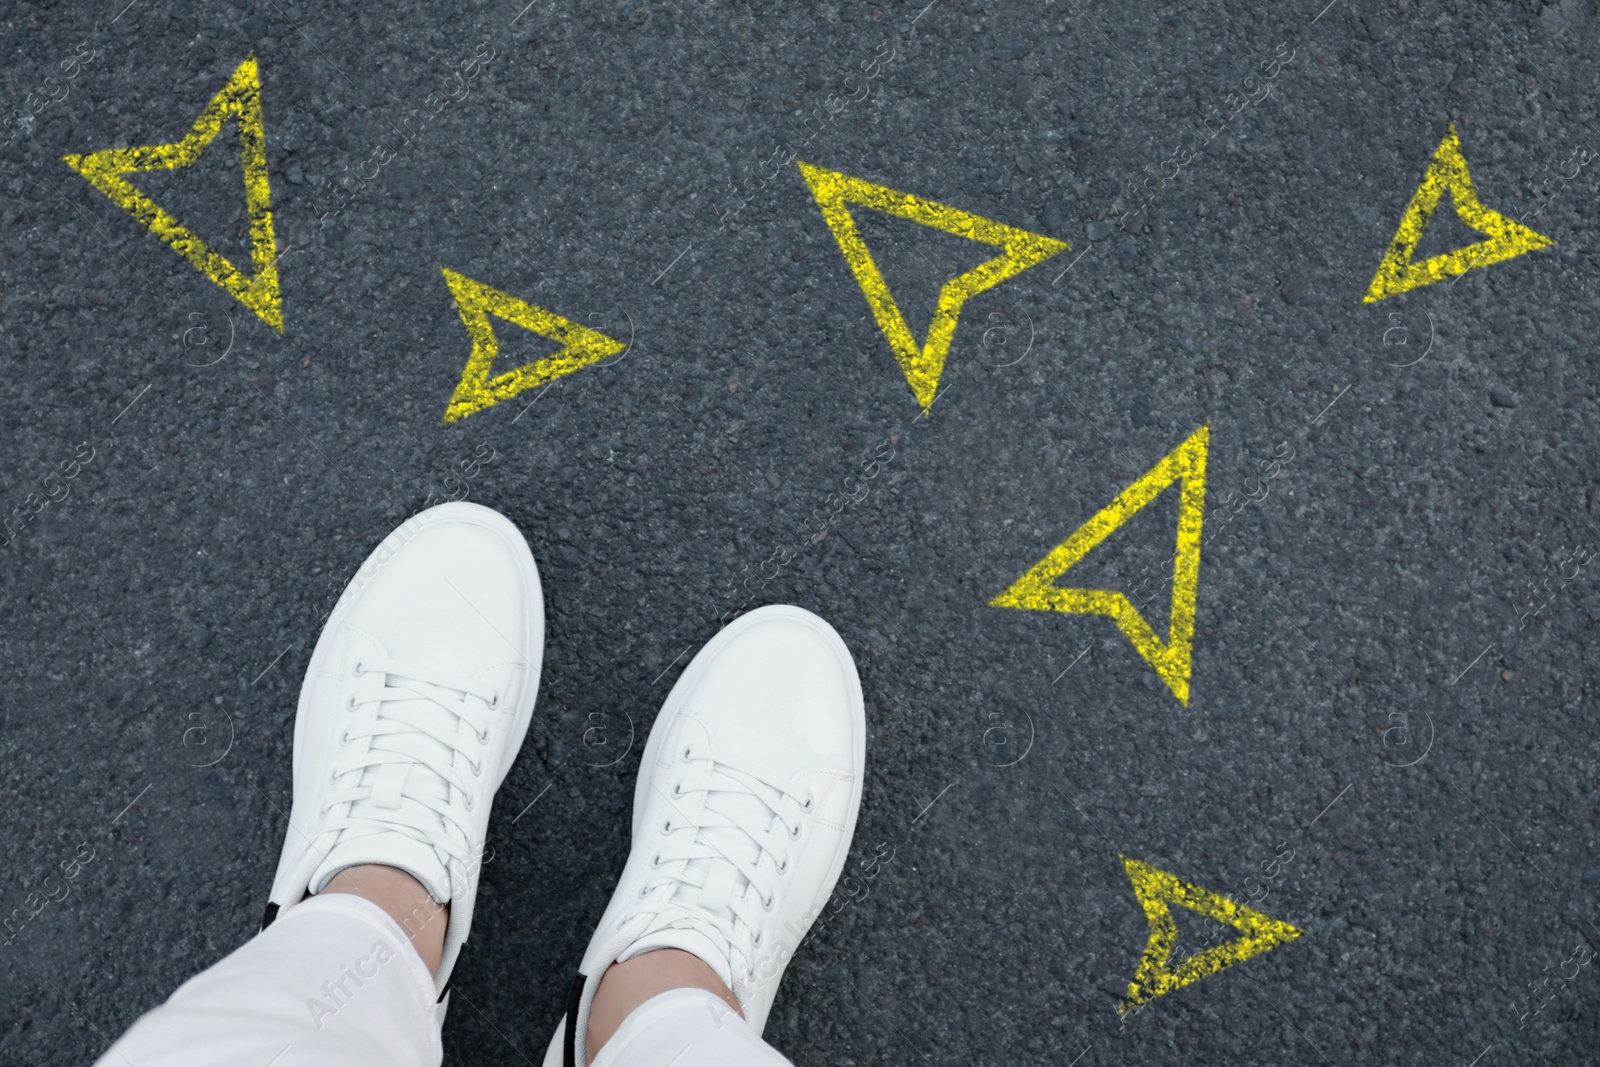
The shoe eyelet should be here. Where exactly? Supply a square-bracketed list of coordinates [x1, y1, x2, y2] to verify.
[639, 884, 652, 899]
[488, 692, 500, 709]
[470, 760, 483, 777]
[339, 731, 352, 746]
[464, 796, 475, 812]
[663, 819, 673, 833]
[789, 825, 801, 840]
[802, 797, 814, 812]
[650, 854, 663, 869]
[352, 660, 365, 677]
[752, 931, 763, 946]
[681, 746, 694, 763]
[762, 895, 774, 911]
[671, 783, 683, 799]
[476, 727, 490, 744]
[346, 695, 358, 711]
[777, 859, 788, 874]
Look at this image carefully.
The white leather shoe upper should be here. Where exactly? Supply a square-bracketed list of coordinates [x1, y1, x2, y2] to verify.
[545, 604, 865, 1067]
[266, 502, 544, 1003]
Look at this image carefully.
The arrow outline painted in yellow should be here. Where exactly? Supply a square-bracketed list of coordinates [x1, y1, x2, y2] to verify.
[798, 161, 1069, 409]
[991, 425, 1208, 705]
[1119, 854, 1302, 1013]
[1363, 122, 1554, 303]
[62, 54, 284, 332]
[439, 268, 626, 425]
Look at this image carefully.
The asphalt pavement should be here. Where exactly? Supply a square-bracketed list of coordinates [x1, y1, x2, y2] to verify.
[3, 0, 1600, 1063]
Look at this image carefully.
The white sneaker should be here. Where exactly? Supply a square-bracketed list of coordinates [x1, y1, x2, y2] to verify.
[542, 605, 866, 1067]
[264, 502, 544, 1021]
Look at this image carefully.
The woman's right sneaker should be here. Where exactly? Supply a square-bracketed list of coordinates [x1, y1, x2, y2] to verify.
[542, 604, 866, 1067]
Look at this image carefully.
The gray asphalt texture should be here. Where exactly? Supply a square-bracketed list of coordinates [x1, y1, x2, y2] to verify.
[3, 0, 1600, 1063]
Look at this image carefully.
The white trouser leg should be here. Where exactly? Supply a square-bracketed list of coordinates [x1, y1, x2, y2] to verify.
[590, 988, 794, 1067]
[96, 894, 442, 1067]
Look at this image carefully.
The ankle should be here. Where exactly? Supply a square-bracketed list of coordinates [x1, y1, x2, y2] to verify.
[586, 949, 741, 1057]
[319, 864, 449, 976]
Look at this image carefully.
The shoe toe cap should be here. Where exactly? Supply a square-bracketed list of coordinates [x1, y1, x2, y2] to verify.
[682, 608, 863, 776]
[343, 504, 542, 669]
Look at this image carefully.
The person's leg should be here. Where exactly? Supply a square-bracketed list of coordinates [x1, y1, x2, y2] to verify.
[588, 986, 791, 1067]
[584, 949, 739, 1052]
[542, 604, 866, 1067]
[101, 892, 443, 1067]
[322, 863, 448, 975]
[583, 950, 788, 1067]
[96, 503, 545, 1066]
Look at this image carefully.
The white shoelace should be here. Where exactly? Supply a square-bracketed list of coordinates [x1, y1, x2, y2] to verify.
[318, 655, 499, 886]
[619, 744, 813, 982]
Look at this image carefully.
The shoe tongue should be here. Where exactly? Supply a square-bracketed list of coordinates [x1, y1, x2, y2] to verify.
[308, 678, 464, 903]
[644, 776, 772, 989]
[363, 689, 456, 814]
[685, 786, 770, 910]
